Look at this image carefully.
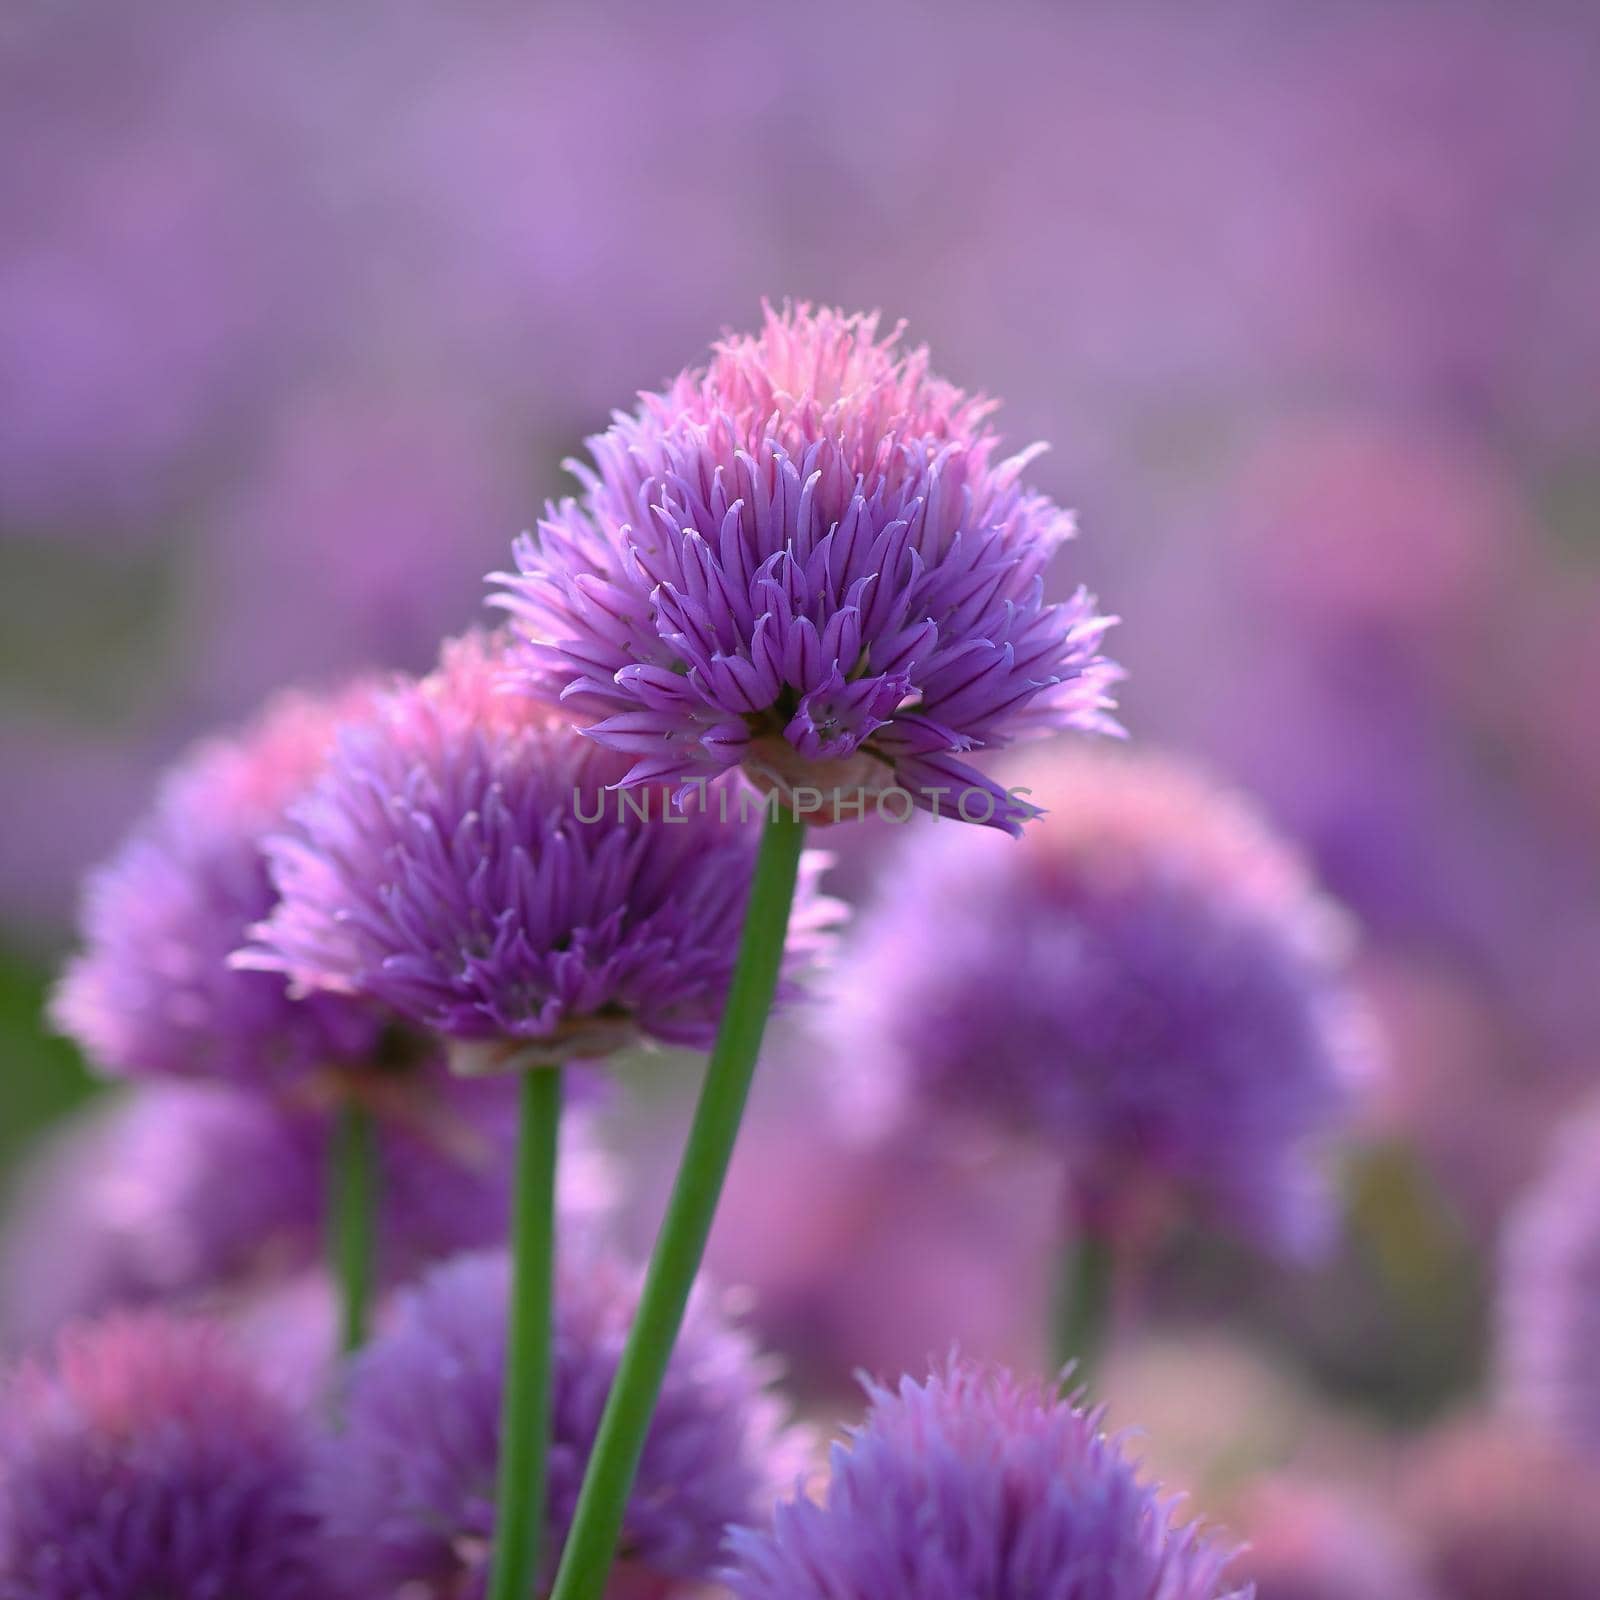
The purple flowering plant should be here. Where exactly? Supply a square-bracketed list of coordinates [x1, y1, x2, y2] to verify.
[320, 1248, 808, 1598]
[509, 307, 1126, 1600]
[238, 622, 840, 1600]
[243, 629, 839, 1073]
[726, 1360, 1249, 1600]
[10, 0, 1600, 1583]
[51, 680, 390, 1091]
[836, 746, 1369, 1254]
[495, 302, 1120, 834]
[8, 303, 1301, 1600]
[0, 1313, 329, 1600]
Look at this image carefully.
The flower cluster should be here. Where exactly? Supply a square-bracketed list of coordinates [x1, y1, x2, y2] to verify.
[245, 630, 839, 1070]
[726, 1360, 1248, 1600]
[836, 746, 1370, 1255]
[495, 302, 1120, 832]
[0, 1314, 328, 1600]
[319, 1249, 809, 1596]
[51, 681, 386, 1088]
[8, 305, 1309, 1600]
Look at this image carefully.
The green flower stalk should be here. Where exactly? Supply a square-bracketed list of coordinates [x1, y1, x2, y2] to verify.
[550, 809, 806, 1600]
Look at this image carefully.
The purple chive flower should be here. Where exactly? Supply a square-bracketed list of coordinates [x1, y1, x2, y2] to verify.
[493, 301, 1120, 833]
[1499, 1099, 1600, 1462]
[318, 1248, 809, 1598]
[726, 1359, 1248, 1600]
[51, 680, 388, 1089]
[0, 1312, 328, 1600]
[245, 629, 839, 1071]
[0, 1076, 613, 1353]
[837, 746, 1371, 1257]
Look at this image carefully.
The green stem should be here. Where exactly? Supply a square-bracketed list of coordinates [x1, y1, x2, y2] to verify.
[549, 808, 807, 1600]
[331, 1099, 376, 1354]
[1054, 1230, 1116, 1386]
[488, 1066, 564, 1600]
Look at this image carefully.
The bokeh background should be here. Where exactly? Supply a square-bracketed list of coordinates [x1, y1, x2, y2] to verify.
[4, 0, 1600, 1589]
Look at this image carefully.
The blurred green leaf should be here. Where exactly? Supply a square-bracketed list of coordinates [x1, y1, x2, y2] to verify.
[0, 945, 99, 1187]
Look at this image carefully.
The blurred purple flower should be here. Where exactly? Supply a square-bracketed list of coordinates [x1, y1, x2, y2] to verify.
[836, 745, 1371, 1256]
[1499, 1099, 1600, 1462]
[0, 1311, 328, 1600]
[244, 629, 840, 1070]
[51, 679, 388, 1089]
[319, 1247, 808, 1598]
[726, 1359, 1247, 1600]
[0, 1085, 312, 1352]
[494, 302, 1119, 832]
[0, 1075, 613, 1353]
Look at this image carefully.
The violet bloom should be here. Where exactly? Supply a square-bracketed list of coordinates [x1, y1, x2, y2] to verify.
[494, 302, 1119, 832]
[1499, 1099, 1600, 1461]
[318, 1248, 808, 1598]
[837, 746, 1370, 1257]
[0, 1077, 613, 1352]
[246, 629, 838, 1072]
[51, 681, 387, 1089]
[0, 1312, 328, 1600]
[727, 1359, 1247, 1600]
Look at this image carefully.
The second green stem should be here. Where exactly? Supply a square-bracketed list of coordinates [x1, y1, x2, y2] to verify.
[1054, 1229, 1116, 1386]
[488, 1065, 564, 1600]
[332, 1099, 376, 1354]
